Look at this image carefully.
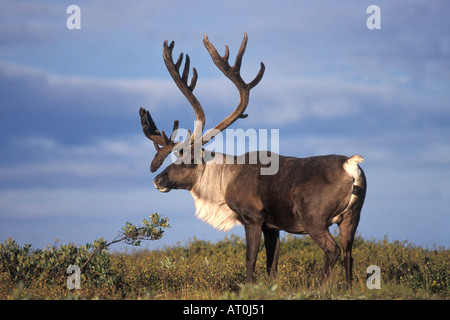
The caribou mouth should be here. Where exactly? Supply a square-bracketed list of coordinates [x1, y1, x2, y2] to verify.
[154, 180, 171, 193]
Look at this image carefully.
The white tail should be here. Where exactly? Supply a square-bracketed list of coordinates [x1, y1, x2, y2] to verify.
[332, 155, 365, 224]
[343, 154, 364, 184]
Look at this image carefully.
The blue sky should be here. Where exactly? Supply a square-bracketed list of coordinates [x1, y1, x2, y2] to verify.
[1, 0, 449, 251]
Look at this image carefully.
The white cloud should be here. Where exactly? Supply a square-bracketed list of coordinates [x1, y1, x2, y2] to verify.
[278, 127, 450, 169]
[1, 135, 152, 184]
[0, 186, 156, 219]
[245, 77, 396, 126]
[0, 61, 183, 115]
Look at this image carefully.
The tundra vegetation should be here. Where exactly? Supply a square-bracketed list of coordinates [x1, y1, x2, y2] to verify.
[1, 219, 448, 299]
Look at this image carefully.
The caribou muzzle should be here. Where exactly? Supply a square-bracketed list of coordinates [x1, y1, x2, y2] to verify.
[153, 173, 172, 193]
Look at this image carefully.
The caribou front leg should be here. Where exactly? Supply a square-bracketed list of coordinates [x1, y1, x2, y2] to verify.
[244, 223, 262, 283]
[263, 228, 280, 279]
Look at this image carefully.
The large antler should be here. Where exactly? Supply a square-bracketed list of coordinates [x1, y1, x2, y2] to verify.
[140, 39, 204, 172]
[163, 40, 205, 143]
[201, 33, 265, 145]
[140, 34, 264, 172]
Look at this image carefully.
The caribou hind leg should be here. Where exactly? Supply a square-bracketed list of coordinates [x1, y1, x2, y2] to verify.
[338, 185, 365, 284]
[307, 228, 341, 283]
[338, 216, 358, 285]
[339, 165, 366, 284]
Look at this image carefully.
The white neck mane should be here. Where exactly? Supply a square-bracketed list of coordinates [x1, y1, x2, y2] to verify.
[189, 162, 241, 232]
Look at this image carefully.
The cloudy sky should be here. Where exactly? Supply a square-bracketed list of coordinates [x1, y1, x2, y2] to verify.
[1, 0, 449, 251]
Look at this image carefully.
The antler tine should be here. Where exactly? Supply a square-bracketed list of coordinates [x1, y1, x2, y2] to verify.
[182, 54, 190, 84]
[175, 54, 183, 71]
[190, 67, 198, 91]
[232, 33, 248, 73]
[170, 120, 179, 141]
[248, 62, 265, 89]
[223, 45, 230, 62]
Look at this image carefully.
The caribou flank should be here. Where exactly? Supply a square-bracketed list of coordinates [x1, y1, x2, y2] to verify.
[139, 34, 367, 284]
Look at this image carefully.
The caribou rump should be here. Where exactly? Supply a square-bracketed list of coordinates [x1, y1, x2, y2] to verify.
[139, 34, 367, 284]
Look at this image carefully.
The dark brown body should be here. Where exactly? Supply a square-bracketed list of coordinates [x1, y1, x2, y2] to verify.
[154, 152, 367, 283]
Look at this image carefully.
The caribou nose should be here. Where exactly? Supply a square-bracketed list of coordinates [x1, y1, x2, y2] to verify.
[153, 175, 162, 188]
[153, 174, 170, 193]
[153, 178, 159, 189]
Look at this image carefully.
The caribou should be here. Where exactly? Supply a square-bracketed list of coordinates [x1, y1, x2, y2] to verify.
[139, 34, 367, 284]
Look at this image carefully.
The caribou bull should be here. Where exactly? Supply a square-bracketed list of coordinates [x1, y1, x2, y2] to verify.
[139, 34, 367, 284]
